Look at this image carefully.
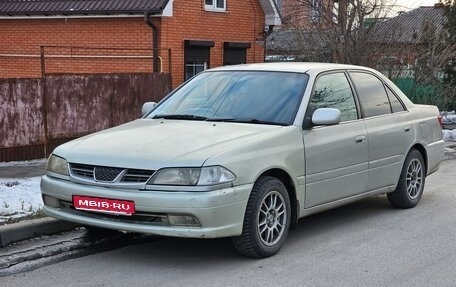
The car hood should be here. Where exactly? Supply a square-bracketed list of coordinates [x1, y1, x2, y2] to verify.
[54, 119, 282, 170]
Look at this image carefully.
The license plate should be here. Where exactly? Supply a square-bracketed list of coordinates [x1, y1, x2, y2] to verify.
[73, 195, 135, 216]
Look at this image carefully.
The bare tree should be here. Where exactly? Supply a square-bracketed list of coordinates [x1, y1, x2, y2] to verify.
[268, 0, 456, 109]
[275, 0, 406, 68]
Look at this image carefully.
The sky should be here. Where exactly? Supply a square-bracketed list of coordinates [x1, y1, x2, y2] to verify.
[396, 0, 438, 10]
[389, 0, 440, 13]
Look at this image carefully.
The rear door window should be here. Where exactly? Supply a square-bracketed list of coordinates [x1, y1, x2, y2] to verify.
[385, 85, 405, 113]
[349, 72, 392, 117]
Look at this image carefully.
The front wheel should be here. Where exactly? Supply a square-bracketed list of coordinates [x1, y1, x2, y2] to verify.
[388, 149, 426, 208]
[232, 176, 291, 258]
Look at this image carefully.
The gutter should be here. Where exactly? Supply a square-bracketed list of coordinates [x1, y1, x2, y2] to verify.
[144, 12, 160, 73]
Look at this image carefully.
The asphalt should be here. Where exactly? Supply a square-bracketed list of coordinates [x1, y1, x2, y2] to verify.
[0, 160, 78, 248]
[0, 140, 455, 248]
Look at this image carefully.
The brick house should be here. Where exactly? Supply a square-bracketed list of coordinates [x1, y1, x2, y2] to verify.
[277, 0, 335, 28]
[370, 5, 445, 70]
[0, 0, 281, 87]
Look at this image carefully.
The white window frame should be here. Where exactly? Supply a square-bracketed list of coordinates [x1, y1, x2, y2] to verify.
[185, 62, 207, 80]
[205, 0, 226, 12]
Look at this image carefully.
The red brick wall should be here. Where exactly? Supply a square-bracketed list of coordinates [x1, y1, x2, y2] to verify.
[0, 17, 158, 78]
[280, 0, 334, 28]
[161, 0, 265, 86]
[0, 0, 266, 87]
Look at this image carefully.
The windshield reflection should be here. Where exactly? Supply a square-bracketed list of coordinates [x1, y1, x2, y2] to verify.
[148, 71, 309, 125]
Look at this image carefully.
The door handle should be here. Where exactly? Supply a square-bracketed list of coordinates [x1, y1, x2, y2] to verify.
[355, 135, 366, 144]
[404, 126, 411, 132]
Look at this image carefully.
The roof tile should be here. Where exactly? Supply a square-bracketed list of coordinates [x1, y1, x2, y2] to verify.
[0, 0, 169, 16]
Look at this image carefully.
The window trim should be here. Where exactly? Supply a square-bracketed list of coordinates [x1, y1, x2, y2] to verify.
[204, 0, 226, 12]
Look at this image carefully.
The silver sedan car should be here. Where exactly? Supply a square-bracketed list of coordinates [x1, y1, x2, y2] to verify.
[41, 63, 444, 258]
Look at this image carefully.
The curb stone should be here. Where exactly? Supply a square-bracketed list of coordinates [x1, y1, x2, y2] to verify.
[0, 217, 78, 247]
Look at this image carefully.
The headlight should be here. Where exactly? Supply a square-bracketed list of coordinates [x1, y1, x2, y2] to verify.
[150, 168, 201, 186]
[149, 166, 236, 186]
[198, 166, 236, 185]
[46, 155, 69, 176]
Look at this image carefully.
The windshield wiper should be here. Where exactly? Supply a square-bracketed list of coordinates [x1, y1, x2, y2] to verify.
[207, 118, 289, 126]
[152, 115, 288, 126]
[152, 114, 208, 121]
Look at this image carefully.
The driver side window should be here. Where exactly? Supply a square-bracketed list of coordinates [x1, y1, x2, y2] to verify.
[309, 72, 358, 123]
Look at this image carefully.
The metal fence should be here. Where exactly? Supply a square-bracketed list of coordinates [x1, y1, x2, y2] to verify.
[39, 45, 172, 77]
[0, 73, 171, 162]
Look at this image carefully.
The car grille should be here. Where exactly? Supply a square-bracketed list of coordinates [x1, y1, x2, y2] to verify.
[70, 163, 155, 184]
[94, 166, 123, 182]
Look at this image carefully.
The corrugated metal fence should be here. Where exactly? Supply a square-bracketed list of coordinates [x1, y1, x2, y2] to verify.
[0, 73, 171, 162]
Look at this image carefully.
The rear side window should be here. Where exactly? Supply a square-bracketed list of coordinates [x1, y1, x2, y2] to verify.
[385, 85, 405, 113]
[349, 72, 391, 117]
[308, 72, 358, 122]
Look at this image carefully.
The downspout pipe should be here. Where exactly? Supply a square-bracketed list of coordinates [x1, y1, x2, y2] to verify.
[144, 12, 159, 73]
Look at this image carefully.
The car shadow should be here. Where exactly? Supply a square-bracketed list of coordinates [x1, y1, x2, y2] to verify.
[106, 194, 396, 264]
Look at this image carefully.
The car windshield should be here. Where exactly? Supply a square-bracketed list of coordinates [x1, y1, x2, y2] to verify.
[147, 71, 309, 125]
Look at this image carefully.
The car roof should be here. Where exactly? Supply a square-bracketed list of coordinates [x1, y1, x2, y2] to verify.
[208, 62, 377, 76]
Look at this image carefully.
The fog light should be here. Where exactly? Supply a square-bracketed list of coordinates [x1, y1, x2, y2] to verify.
[168, 215, 200, 227]
[43, 195, 61, 208]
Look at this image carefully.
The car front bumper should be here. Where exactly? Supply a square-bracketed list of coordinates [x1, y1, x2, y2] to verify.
[41, 175, 252, 238]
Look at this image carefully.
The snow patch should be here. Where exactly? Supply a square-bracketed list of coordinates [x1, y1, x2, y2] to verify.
[443, 129, 456, 142]
[0, 158, 47, 168]
[0, 177, 43, 224]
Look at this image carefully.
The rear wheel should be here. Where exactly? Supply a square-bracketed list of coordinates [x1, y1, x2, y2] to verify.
[232, 176, 291, 258]
[388, 149, 426, 208]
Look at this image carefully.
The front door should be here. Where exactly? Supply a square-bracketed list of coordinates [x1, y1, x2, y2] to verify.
[303, 72, 368, 208]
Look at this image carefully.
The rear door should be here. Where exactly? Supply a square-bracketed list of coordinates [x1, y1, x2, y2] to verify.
[348, 71, 414, 191]
[303, 71, 368, 208]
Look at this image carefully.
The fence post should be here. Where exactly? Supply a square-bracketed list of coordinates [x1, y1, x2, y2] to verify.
[40, 46, 50, 158]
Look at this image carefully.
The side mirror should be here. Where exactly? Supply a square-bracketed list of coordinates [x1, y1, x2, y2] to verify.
[141, 102, 157, 117]
[312, 108, 341, 126]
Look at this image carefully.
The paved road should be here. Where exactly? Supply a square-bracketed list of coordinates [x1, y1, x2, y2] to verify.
[3, 159, 456, 287]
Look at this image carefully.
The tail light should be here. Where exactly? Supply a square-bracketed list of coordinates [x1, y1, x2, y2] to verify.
[438, 115, 443, 128]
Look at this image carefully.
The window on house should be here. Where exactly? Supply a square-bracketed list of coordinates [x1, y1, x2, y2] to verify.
[205, 0, 226, 11]
[186, 62, 207, 80]
[184, 40, 215, 81]
[310, 0, 322, 22]
[223, 42, 251, 66]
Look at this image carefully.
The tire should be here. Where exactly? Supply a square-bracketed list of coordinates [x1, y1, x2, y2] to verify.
[387, 149, 426, 209]
[232, 176, 291, 258]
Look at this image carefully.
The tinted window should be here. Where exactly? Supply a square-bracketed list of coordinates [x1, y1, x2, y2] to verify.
[350, 72, 391, 117]
[149, 71, 308, 125]
[309, 73, 358, 122]
[385, 85, 405, 113]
